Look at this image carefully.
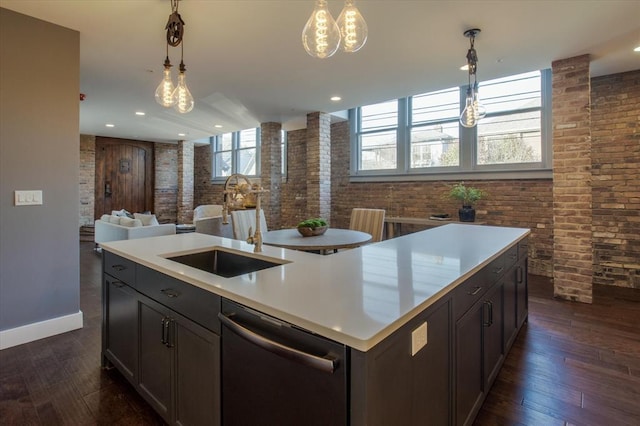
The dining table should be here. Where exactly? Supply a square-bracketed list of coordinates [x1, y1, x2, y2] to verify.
[262, 228, 372, 254]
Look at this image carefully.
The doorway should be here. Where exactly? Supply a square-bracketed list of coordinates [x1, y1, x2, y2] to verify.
[95, 137, 154, 218]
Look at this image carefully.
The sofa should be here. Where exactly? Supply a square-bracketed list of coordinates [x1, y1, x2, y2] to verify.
[94, 212, 176, 247]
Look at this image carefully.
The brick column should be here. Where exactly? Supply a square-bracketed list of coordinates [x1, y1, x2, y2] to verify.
[79, 134, 95, 225]
[306, 112, 332, 223]
[260, 122, 282, 230]
[177, 140, 194, 224]
[552, 54, 593, 303]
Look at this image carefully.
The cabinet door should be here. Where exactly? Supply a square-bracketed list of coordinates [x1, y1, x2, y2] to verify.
[174, 317, 221, 426]
[503, 266, 518, 352]
[103, 275, 138, 383]
[139, 300, 173, 423]
[483, 282, 504, 390]
[516, 257, 528, 328]
[455, 302, 483, 426]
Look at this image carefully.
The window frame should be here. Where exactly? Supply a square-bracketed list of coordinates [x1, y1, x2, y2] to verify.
[350, 69, 552, 181]
[211, 127, 261, 182]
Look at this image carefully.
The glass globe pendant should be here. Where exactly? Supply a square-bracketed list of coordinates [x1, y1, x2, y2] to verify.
[460, 87, 477, 128]
[172, 61, 194, 114]
[472, 82, 486, 120]
[154, 57, 175, 107]
[302, 0, 341, 59]
[337, 0, 368, 53]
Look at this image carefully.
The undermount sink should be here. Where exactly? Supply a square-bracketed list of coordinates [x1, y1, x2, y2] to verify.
[166, 248, 286, 278]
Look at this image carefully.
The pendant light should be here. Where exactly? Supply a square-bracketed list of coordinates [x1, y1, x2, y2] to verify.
[302, 0, 341, 59]
[336, 0, 368, 53]
[459, 29, 486, 128]
[302, 0, 368, 58]
[154, 0, 194, 113]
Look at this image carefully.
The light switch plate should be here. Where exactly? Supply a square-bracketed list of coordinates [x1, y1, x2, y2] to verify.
[411, 321, 428, 356]
[14, 190, 43, 206]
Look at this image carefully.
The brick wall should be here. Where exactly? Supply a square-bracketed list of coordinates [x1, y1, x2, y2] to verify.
[194, 145, 224, 206]
[79, 134, 95, 226]
[592, 69, 640, 289]
[177, 140, 194, 224]
[552, 55, 593, 303]
[154, 143, 178, 223]
[279, 129, 308, 228]
[260, 122, 283, 229]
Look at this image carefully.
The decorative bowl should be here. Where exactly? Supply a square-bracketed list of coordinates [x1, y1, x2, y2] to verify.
[297, 225, 327, 237]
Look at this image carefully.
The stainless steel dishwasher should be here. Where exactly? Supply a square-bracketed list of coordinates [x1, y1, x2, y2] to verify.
[219, 300, 348, 426]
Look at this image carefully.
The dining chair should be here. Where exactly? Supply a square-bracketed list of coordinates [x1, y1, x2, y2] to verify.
[230, 209, 269, 241]
[349, 208, 386, 243]
[193, 204, 224, 221]
[194, 216, 234, 239]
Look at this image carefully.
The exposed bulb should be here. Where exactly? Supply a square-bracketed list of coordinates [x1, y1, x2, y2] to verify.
[460, 87, 477, 128]
[155, 59, 175, 107]
[171, 63, 194, 114]
[302, 0, 341, 59]
[337, 0, 368, 53]
[472, 82, 486, 120]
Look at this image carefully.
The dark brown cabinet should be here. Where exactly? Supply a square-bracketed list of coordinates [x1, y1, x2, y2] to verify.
[102, 252, 221, 426]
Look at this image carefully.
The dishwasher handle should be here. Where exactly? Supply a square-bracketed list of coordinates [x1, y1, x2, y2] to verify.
[218, 312, 337, 374]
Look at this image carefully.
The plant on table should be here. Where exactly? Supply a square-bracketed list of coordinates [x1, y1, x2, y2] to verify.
[448, 182, 486, 222]
[297, 218, 328, 236]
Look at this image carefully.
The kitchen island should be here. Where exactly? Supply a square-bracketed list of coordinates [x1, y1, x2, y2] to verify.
[101, 224, 529, 425]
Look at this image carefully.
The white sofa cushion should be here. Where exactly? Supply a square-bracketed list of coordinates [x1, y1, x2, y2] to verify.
[119, 217, 142, 227]
[134, 213, 160, 226]
[108, 215, 121, 224]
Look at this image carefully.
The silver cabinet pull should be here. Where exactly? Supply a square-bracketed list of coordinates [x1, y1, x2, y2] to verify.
[161, 288, 179, 298]
[111, 264, 126, 271]
[219, 313, 337, 373]
[111, 281, 125, 288]
[468, 286, 482, 296]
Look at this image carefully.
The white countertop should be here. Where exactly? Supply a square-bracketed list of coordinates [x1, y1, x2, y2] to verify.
[101, 224, 529, 352]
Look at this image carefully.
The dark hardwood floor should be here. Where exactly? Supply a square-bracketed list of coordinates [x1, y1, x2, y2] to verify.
[1, 242, 639, 425]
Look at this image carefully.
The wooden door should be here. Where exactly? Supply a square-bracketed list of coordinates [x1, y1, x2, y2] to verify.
[95, 137, 153, 218]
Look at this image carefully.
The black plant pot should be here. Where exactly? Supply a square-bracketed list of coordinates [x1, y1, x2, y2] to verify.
[458, 205, 476, 222]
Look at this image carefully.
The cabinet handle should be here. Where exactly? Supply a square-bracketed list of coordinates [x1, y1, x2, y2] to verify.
[165, 318, 174, 348]
[493, 267, 504, 275]
[111, 281, 125, 288]
[219, 313, 337, 373]
[160, 317, 173, 347]
[516, 266, 523, 284]
[468, 286, 482, 296]
[111, 264, 126, 272]
[483, 301, 494, 327]
[161, 288, 179, 298]
[161, 318, 167, 345]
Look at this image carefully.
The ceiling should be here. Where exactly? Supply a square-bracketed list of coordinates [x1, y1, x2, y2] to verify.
[2, 0, 639, 144]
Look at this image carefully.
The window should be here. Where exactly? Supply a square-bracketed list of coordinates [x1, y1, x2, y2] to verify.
[351, 70, 551, 180]
[211, 128, 260, 180]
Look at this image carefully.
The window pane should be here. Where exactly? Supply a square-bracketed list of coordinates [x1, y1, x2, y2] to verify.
[238, 148, 257, 175]
[477, 110, 542, 164]
[479, 71, 541, 114]
[411, 87, 459, 124]
[410, 122, 459, 167]
[214, 151, 232, 177]
[217, 133, 233, 151]
[239, 128, 257, 148]
[360, 131, 397, 170]
[361, 100, 398, 131]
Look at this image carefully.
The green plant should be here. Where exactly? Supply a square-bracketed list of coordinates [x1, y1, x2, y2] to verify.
[448, 182, 485, 206]
[297, 218, 328, 229]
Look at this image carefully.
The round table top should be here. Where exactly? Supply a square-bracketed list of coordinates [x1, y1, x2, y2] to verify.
[262, 228, 372, 252]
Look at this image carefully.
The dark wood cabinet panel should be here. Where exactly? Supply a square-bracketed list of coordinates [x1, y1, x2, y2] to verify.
[483, 283, 504, 390]
[455, 300, 484, 426]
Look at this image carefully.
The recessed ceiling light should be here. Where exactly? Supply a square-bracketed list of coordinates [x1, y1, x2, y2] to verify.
[105, 123, 115, 127]
[634, 45, 640, 52]
[135, 111, 145, 116]
[178, 133, 186, 137]
[330, 96, 342, 102]
[214, 124, 223, 128]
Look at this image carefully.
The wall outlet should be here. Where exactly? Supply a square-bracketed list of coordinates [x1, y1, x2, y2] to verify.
[411, 321, 428, 356]
[14, 190, 43, 206]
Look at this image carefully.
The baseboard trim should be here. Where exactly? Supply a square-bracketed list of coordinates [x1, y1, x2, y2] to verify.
[0, 311, 83, 350]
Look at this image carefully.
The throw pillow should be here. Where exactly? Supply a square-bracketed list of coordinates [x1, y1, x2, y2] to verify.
[119, 217, 142, 227]
[111, 209, 134, 218]
[109, 215, 121, 224]
[134, 212, 159, 226]
[100, 214, 110, 222]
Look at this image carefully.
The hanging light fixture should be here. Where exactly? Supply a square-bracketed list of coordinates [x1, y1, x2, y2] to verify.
[336, 0, 368, 53]
[460, 28, 486, 128]
[154, 0, 194, 113]
[302, 0, 368, 58]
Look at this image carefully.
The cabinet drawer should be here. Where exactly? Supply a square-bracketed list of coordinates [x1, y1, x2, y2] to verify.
[503, 244, 519, 271]
[104, 251, 136, 284]
[518, 239, 529, 260]
[136, 266, 221, 333]
[453, 274, 488, 319]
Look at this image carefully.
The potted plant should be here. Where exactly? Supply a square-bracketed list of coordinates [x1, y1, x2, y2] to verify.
[448, 182, 485, 222]
[297, 218, 328, 237]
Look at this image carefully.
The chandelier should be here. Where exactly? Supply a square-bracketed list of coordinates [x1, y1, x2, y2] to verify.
[459, 28, 486, 128]
[302, 0, 368, 59]
[154, 0, 194, 114]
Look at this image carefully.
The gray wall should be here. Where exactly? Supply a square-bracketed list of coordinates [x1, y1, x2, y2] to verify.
[0, 9, 80, 331]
